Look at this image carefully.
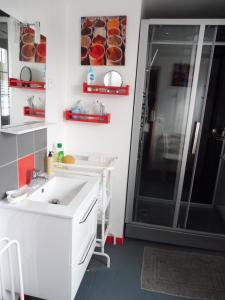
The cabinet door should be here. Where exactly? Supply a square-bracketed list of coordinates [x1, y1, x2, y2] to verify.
[72, 193, 98, 261]
[71, 232, 96, 299]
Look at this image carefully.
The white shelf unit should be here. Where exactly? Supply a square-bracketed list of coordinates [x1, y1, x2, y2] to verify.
[53, 154, 117, 268]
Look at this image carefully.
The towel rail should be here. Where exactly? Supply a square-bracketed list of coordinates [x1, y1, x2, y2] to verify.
[0, 238, 24, 300]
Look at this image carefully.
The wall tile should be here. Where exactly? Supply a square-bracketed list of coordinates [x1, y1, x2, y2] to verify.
[18, 154, 35, 188]
[34, 129, 47, 151]
[0, 133, 17, 167]
[35, 149, 47, 173]
[0, 162, 18, 199]
[17, 132, 34, 158]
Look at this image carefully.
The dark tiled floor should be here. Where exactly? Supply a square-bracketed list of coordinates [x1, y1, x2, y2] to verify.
[76, 239, 194, 300]
[25, 238, 223, 300]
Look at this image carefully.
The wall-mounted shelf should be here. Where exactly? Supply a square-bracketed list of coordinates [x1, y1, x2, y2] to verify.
[9, 78, 45, 91]
[24, 106, 45, 118]
[83, 82, 129, 96]
[64, 110, 110, 124]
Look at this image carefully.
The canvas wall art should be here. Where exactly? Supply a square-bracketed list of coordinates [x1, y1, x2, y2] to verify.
[20, 25, 46, 63]
[81, 16, 127, 66]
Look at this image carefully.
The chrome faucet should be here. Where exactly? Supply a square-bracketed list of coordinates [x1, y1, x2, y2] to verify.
[31, 169, 48, 181]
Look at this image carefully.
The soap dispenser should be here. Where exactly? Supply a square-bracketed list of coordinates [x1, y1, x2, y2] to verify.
[46, 151, 53, 175]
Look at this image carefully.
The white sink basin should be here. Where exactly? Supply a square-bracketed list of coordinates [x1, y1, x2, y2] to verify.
[0, 173, 99, 219]
[28, 176, 85, 206]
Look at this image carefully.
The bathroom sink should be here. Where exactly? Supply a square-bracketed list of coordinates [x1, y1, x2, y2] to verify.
[28, 176, 86, 206]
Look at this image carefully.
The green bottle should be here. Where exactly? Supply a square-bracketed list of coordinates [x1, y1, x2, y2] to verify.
[57, 143, 64, 163]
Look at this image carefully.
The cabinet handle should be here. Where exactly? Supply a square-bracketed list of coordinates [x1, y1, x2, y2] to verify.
[79, 198, 98, 224]
[78, 233, 96, 265]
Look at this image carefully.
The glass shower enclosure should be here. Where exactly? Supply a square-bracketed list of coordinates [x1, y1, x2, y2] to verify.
[126, 20, 225, 251]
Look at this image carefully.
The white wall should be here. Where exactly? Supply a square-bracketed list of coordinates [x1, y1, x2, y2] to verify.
[0, 0, 142, 237]
[64, 0, 142, 237]
[0, 0, 67, 147]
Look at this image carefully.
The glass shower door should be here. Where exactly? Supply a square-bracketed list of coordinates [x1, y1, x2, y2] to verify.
[133, 25, 200, 227]
[179, 26, 225, 235]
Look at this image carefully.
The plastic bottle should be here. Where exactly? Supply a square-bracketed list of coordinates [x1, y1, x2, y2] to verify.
[71, 100, 83, 119]
[57, 143, 64, 163]
[52, 144, 57, 162]
[93, 100, 102, 115]
[46, 151, 53, 175]
[87, 66, 95, 85]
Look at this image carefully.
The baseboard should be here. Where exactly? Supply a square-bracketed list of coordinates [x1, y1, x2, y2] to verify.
[115, 237, 125, 245]
[106, 235, 124, 245]
[106, 236, 114, 244]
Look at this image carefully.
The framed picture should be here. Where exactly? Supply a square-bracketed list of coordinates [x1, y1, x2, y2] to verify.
[81, 16, 127, 66]
[20, 25, 46, 64]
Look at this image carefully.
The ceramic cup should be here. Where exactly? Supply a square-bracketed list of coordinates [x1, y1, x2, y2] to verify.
[81, 35, 91, 48]
[93, 27, 106, 38]
[94, 19, 106, 28]
[107, 27, 121, 36]
[81, 26, 92, 37]
[36, 43, 46, 63]
[107, 35, 122, 48]
[81, 46, 89, 64]
[107, 18, 120, 30]
[22, 33, 35, 44]
[92, 35, 106, 47]
[106, 46, 122, 66]
[89, 44, 105, 65]
[21, 44, 36, 62]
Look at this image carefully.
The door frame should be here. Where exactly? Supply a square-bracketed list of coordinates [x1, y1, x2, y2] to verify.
[126, 19, 225, 229]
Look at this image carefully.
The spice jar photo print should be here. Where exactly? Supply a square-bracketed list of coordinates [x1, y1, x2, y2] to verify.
[20, 25, 46, 63]
[81, 16, 126, 66]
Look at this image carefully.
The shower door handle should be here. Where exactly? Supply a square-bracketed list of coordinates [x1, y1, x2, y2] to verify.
[192, 122, 200, 155]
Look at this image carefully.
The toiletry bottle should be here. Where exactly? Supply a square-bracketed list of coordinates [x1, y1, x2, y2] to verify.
[47, 151, 53, 175]
[52, 144, 57, 162]
[57, 143, 64, 163]
[100, 102, 106, 115]
[93, 100, 101, 115]
[87, 66, 95, 85]
[71, 100, 83, 119]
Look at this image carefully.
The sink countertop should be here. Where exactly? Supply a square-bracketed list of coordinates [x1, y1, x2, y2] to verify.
[0, 172, 100, 219]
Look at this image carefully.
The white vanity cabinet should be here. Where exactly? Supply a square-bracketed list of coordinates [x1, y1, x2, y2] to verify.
[71, 190, 99, 298]
[0, 178, 99, 300]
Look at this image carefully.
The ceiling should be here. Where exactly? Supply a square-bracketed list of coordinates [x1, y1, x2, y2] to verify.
[142, 0, 225, 18]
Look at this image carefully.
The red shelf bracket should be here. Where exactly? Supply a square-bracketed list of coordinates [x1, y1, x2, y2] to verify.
[24, 106, 45, 118]
[9, 78, 45, 90]
[83, 82, 129, 96]
[64, 110, 110, 124]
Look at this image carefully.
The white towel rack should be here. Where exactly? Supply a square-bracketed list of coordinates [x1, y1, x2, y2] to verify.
[0, 238, 24, 300]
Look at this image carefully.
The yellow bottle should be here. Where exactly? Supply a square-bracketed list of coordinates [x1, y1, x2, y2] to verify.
[46, 151, 53, 175]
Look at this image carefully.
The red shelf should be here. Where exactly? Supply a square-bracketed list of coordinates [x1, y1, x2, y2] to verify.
[64, 110, 110, 124]
[24, 106, 45, 118]
[9, 78, 45, 90]
[83, 82, 129, 96]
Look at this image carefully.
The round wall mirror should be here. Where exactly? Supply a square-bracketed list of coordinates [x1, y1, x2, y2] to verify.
[20, 66, 32, 81]
[104, 70, 123, 87]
